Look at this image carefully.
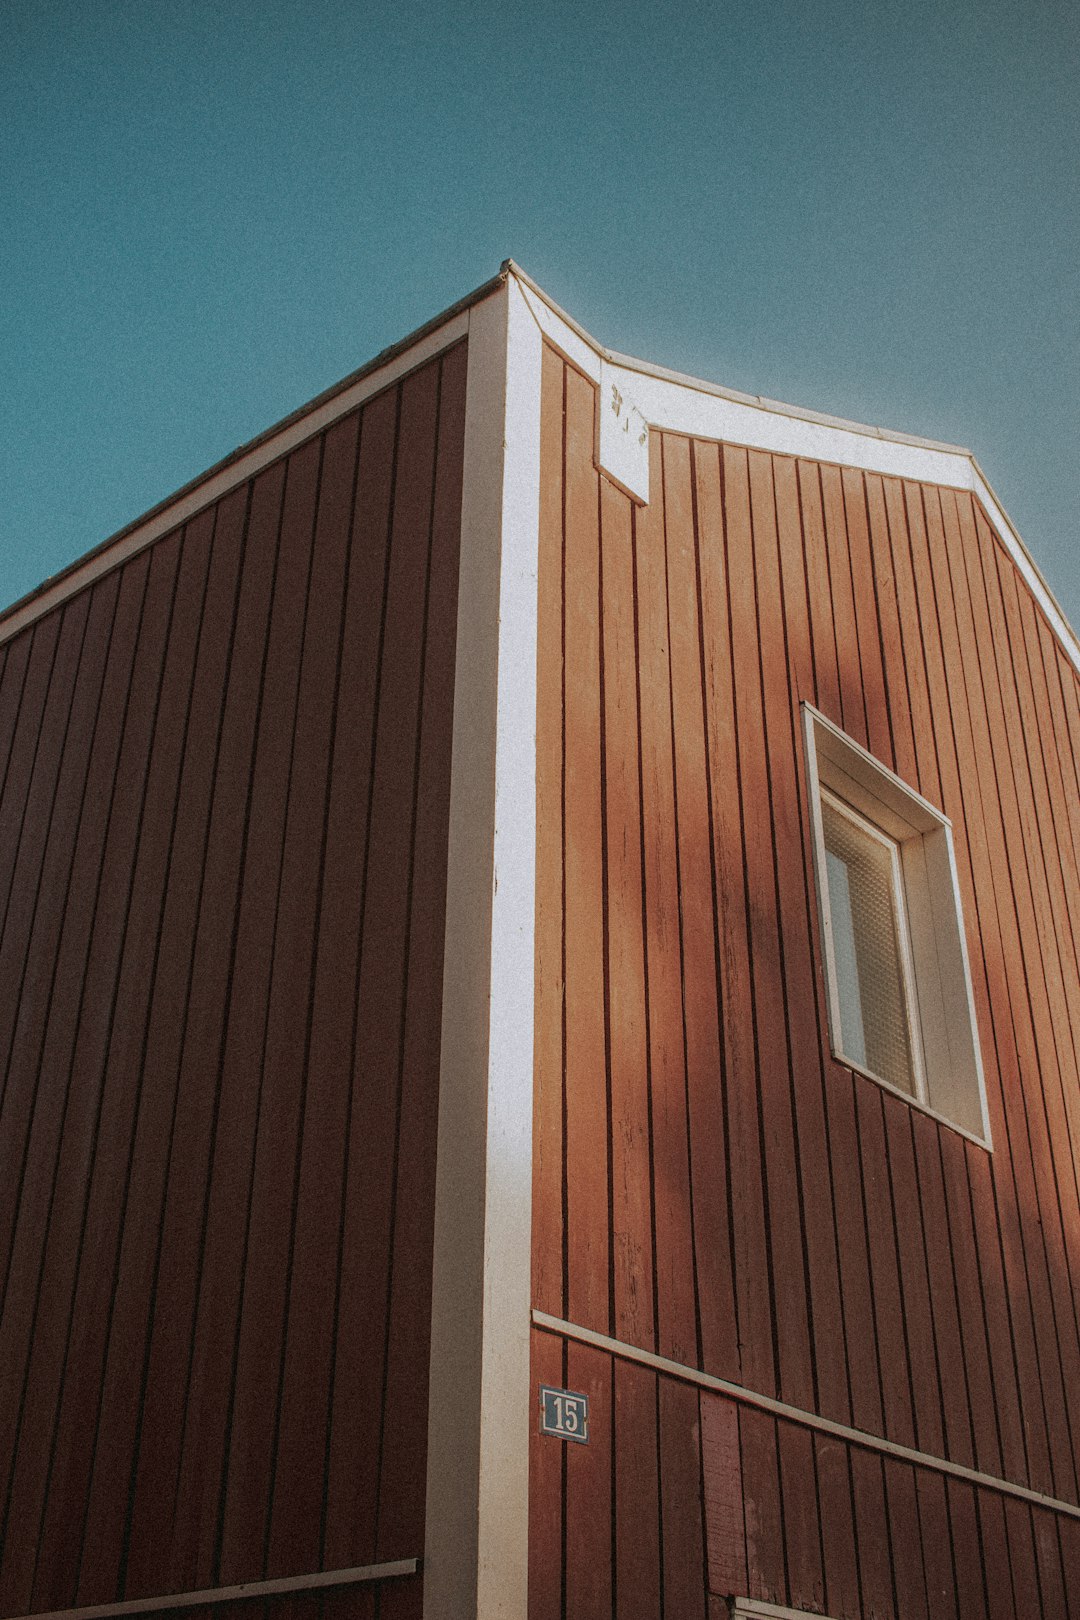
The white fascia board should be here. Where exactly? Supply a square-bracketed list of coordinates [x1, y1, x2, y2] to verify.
[623, 365, 975, 487]
[969, 462, 1080, 678]
[425, 274, 540, 1619]
[514, 272, 971, 483]
[512, 270, 1080, 680]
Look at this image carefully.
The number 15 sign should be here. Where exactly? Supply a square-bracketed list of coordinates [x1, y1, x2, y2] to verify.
[538, 1384, 590, 1444]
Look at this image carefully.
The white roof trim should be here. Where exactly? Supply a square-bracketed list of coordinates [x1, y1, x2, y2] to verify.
[510, 265, 1080, 680]
[4, 260, 1076, 680]
[0, 302, 478, 646]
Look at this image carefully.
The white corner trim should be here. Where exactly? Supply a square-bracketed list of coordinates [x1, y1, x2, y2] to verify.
[515, 276, 600, 382]
[424, 275, 541, 1619]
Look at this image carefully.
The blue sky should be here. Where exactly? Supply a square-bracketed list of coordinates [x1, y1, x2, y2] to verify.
[3, 0, 1078, 634]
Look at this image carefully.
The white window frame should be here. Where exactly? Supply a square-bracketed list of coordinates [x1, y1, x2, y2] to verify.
[803, 704, 991, 1149]
[819, 784, 927, 1103]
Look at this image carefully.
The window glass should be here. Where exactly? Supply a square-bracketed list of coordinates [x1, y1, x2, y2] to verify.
[822, 792, 917, 1096]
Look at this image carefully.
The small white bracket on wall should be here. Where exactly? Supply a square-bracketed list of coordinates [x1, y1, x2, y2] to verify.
[597, 359, 650, 503]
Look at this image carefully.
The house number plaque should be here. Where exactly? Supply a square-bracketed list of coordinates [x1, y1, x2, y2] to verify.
[538, 1384, 589, 1444]
[597, 359, 650, 504]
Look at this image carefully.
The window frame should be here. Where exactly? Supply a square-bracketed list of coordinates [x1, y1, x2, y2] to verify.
[818, 783, 927, 1103]
[803, 703, 992, 1150]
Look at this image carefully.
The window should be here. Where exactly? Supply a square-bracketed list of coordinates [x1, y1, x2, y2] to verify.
[803, 705, 990, 1146]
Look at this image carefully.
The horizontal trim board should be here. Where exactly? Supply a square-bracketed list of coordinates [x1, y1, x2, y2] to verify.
[532, 1310, 1080, 1522]
[3, 1562, 420, 1620]
[0, 303, 477, 647]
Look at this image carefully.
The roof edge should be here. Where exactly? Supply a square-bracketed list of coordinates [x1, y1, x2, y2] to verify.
[0, 265, 508, 637]
[504, 261, 1080, 676]
[4, 258, 1077, 680]
[504, 260, 971, 456]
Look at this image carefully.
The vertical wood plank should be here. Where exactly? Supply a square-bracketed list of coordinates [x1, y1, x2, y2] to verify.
[562, 366, 610, 1335]
[658, 1378, 706, 1620]
[840, 466, 891, 763]
[663, 435, 737, 1377]
[613, 1360, 660, 1620]
[777, 1420, 824, 1612]
[601, 473, 654, 1352]
[974, 1491, 1017, 1620]
[702, 1393, 746, 1600]
[318, 383, 404, 1573]
[880, 476, 940, 804]
[737, 447, 814, 1410]
[882, 1459, 927, 1620]
[945, 1477, 985, 1620]
[634, 432, 696, 1364]
[935, 1128, 1012, 1481]
[864, 474, 917, 780]
[740, 1406, 785, 1605]
[0, 611, 65, 1055]
[695, 441, 771, 1396]
[1058, 1512, 1080, 1619]
[908, 1111, 978, 1471]
[533, 343, 567, 1324]
[720, 443, 787, 1399]
[528, 1330, 565, 1620]
[771, 453, 852, 1429]
[880, 1100, 943, 1459]
[373, 344, 466, 1565]
[795, 461, 842, 724]
[849, 1450, 895, 1620]
[855, 1088, 915, 1450]
[813, 1436, 860, 1619]
[818, 465, 865, 743]
[915, 1468, 958, 1620]
[1032, 1504, 1069, 1620]
[564, 1342, 612, 1620]
[0, 632, 33, 803]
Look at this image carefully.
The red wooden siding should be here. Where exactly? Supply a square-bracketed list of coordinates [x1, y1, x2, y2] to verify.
[531, 344, 1080, 1613]
[0, 339, 467, 1617]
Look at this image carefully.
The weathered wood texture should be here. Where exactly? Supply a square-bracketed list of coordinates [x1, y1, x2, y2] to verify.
[530, 1322, 1080, 1620]
[530, 345, 1080, 1613]
[0, 341, 467, 1615]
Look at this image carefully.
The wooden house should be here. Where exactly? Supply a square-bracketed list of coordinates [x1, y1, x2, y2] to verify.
[1, 262, 1078, 1619]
